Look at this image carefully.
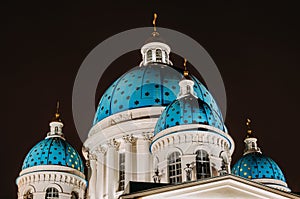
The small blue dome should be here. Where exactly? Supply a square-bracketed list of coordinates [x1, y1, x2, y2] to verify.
[154, 94, 225, 135]
[93, 64, 223, 125]
[232, 152, 286, 182]
[22, 136, 84, 173]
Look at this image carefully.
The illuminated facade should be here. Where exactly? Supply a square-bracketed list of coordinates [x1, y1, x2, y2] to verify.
[16, 15, 299, 199]
[16, 107, 87, 199]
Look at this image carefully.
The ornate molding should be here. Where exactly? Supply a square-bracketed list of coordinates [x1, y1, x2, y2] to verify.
[110, 112, 133, 126]
[151, 131, 231, 153]
[17, 172, 86, 189]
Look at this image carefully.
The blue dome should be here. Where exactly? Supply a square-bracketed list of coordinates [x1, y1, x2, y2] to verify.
[154, 94, 225, 135]
[22, 136, 84, 173]
[93, 64, 223, 125]
[232, 152, 286, 182]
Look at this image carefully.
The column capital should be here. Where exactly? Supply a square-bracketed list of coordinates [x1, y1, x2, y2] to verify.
[123, 134, 137, 144]
[95, 145, 107, 155]
[107, 138, 120, 150]
[142, 132, 154, 141]
[88, 153, 97, 161]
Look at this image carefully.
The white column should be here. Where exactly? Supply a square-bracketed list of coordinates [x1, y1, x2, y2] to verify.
[106, 139, 120, 199]
[88, 154, 97, 199]
[136, 137, 151, 182]
[124, 138, 132, 186]
[123, 135, 136, 187]
[162, 50, 166, 63]
[96, 146, 106, 199]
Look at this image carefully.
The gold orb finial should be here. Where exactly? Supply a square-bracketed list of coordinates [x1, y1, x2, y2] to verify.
[183, 58, 189, 77]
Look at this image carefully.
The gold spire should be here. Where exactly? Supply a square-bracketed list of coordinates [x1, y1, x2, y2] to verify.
[52, 101, 62, 122]
[183, 58, 189, 77]
[246, 118, 253, 137]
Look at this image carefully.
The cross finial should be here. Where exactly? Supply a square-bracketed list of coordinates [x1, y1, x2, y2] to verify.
[52, 100, 61, 122]
[246, 118, 253, 137]
[56, 101, 59, 113]
[153, 13, 158, 32]
[183, 58, 189, 77]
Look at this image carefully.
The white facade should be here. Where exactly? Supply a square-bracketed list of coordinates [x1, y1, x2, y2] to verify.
[83, 39, 236, 198]
[84, 107, 162, 199]
[17, 18, 299, 199]
[120, 175, 300, 199]
[16, 165, 86, 199]
[151, 124, 234, 183]
[16, 112, 87, 199]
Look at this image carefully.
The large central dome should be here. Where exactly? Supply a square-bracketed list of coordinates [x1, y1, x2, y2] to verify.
[93, 64, 223, 125]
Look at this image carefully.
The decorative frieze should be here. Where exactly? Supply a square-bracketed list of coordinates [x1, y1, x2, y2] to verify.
[151, 131, 232, 153]
[17, 172, 86, 188]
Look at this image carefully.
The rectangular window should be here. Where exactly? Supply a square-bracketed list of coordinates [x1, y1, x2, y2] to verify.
[118, 153, 125, 191]
[168, 152, 182, 184]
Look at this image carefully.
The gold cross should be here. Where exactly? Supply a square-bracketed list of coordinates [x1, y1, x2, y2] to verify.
[153, 13, 158, 32]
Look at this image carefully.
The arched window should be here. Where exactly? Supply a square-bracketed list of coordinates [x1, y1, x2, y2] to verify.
[71, 191, 79, 199]
[156, 49, 162, 62]
[146, 50, 152, 62]
[168, 151, 182, 184]
[45, 187, 59, 199]
[23, 190, 33, 199]
[118, 153, 125, 191]
[187, 85, 191, 93]
[196, 150, 211, 179]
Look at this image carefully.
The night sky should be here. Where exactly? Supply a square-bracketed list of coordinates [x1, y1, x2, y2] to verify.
[2, 1, 300, 198]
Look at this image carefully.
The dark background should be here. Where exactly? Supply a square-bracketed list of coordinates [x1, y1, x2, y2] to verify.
[1, 1, 300, 198]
